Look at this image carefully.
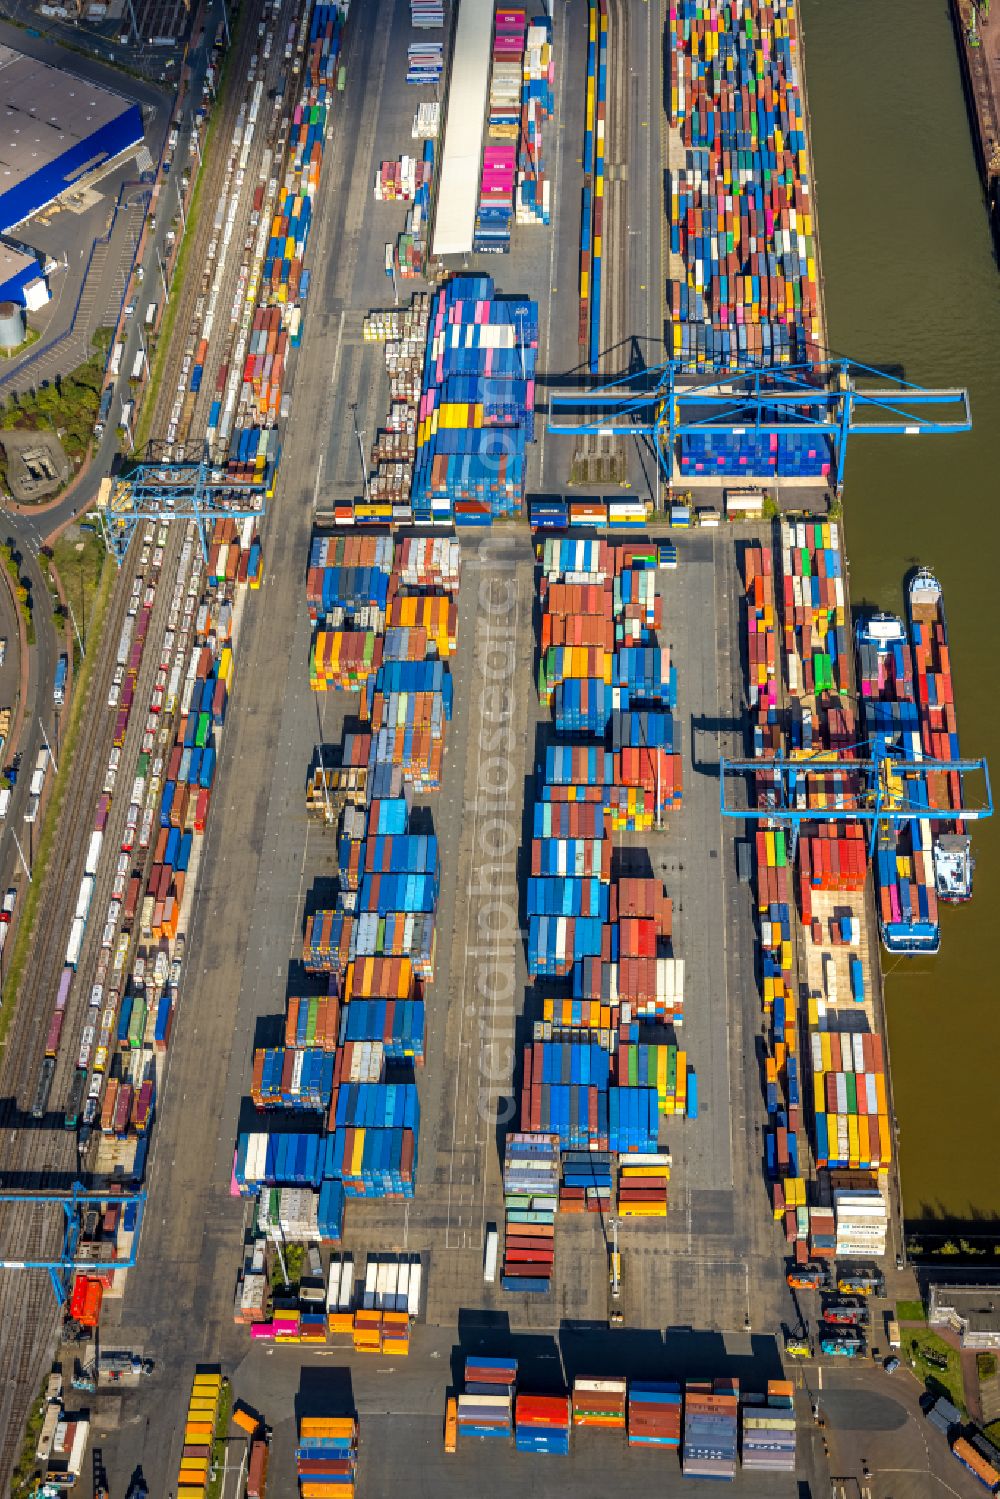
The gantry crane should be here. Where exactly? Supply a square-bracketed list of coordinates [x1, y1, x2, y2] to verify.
[547, 355, 971, 495]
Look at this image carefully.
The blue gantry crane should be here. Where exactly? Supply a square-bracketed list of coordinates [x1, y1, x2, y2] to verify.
[547, 356, 972, 494]
[97, 443, 267, 565]
[718, 739, 993, 861]
[0, 1184, 146, 1305]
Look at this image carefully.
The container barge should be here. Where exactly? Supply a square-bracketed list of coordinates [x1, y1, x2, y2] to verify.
[907, 568, 973, 902]
[855, 613, 940, 955]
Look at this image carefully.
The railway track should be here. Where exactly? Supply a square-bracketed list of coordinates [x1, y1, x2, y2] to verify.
[0, 0, 285, 1475]
[574, 0, 629, 488]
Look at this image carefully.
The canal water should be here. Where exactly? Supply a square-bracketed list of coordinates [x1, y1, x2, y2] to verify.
[802, 0, 1000, 1227]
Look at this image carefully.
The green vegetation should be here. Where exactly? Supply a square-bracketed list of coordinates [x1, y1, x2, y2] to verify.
[908, 1327, 968, 1414]
[0, 328, 111, 462]
[10, 1383, 46, 1499]
[978, 1353, 998, 1381]
[985, 1419, 1000, 1447]
[206, 1379, 233, 1499]
[45, 526, 107, 671]
[0, 540, 34, 645]
[761, 495, 780, 520]
[0, 545, 116, 1055]
[269, 1241, 306, 1292]
[896, 1299, 926, 1323]
[827, 497, 843, 520]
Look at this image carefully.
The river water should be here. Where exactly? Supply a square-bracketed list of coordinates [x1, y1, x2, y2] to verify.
[801, 0, 1000, 1226]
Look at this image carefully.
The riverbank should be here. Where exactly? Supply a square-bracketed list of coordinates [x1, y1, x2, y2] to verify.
[802, 0, 1000, 1230]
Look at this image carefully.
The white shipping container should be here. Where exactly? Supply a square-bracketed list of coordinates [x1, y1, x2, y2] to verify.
[85, 829, 104, 877]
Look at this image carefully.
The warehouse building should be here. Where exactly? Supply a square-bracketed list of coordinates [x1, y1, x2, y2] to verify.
[0, 45, 144, 234]
[929, 1283, 1000, 1350]
[0, 241, 45, 312]
[431, 0, 493, 257]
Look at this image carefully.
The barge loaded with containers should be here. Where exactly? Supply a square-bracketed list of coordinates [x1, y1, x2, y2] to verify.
[907, 568, 974, 902]
[855, 613, 941, 956]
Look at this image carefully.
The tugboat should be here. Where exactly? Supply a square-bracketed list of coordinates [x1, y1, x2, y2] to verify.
[907, 568, 974, 903]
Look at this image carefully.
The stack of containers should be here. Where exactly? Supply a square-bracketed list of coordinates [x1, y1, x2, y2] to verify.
[617, 1155, 671, 1217]
[808, 1007, 891, 1175]
[178, 1371, 223, 1497]
[579, 0, 607, 368]
[474, 9, 525, 253]
[251, 1048, 336, 1110]
[459, 1357, 517, 1440]
[363, 296, 431, 523]
[406, 41, 443, 83]
[740, 1383, 797, 1472]
[502, 1133, 557, 1291]
[572, 1378, 626, 1429]
[559, 1151, 612, 1212]
[515, 1393, 571, 1455]
[396, 139, 436, 278]
[627, 1383, 682, 1447]
[411, 276, 538, 524]
[832, 1187, 888, 1258]
[411, 0, 443, 25]
[516, 17, 554, 227]
[667, 1, 820, 372]
[780, 520, 849, 699]
[682, 1379, 739, 1480]
[295, 1416, 358, 1498]
[374, 154, 427, 202]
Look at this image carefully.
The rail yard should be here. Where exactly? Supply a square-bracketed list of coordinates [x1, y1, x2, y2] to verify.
[0, 0, 994, 1494]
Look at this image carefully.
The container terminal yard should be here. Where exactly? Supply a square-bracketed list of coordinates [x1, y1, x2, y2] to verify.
[0, 0, 994, 1494]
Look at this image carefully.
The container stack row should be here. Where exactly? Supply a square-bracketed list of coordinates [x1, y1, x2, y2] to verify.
[910, 585, 963, 813]
[502, 1132, 558, 1292]
[667, 0, 820, 373]
[219, 5, 343, 487]
[411, 275, 538, 524]
[177, 1371, 223, 1499]
[296, 1415, 358, 1499]
[451, 1367, 796, 1468]
[809, 1008, 891, 1178]
[395, 139, 436, 279]
[458, 1357, 517, 1439]
[740, 1383, 796, 1472]
[406, 40, 443, 84]
[515, 17, 554, 227]
[618, 1154, 671, 1217]
[473, 8, 526, 253]
[682, 1380, 739, 1480]
[579, 0, 607, 366]
[360, 295, 431, 525]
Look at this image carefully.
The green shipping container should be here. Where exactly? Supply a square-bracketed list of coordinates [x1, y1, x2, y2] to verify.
[128, 998, 147, 1049]
[196, 712, 210, 748]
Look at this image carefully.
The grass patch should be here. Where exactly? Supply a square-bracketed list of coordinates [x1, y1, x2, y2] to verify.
[134, 16, 244, 456]
[269, 1241, 306, 1292]
[10, 1382, 47, 1499]
[0, 540, 34, 644]
[984, 1419, 1000, 1447]
[206, 1378, 233, 1499]
[47, 524, 107, 670]
[0, 328, 112, 462]
[978, 1353, 998, 1381]
[907, 1328, 968, 1415]
[896, 1299, 926, 1323]
[0, 326, 41, 359]
[0, 546, 116, 1053]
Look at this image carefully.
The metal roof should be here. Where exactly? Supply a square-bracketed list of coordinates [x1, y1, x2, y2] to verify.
[0, 46, 135, 186]
[431, 0, 494, 258]
[0, 241, 37, 282]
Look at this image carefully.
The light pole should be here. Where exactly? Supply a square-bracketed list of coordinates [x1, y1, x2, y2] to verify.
[351, 404, 370, 503]
[11, 828, 31, 883]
